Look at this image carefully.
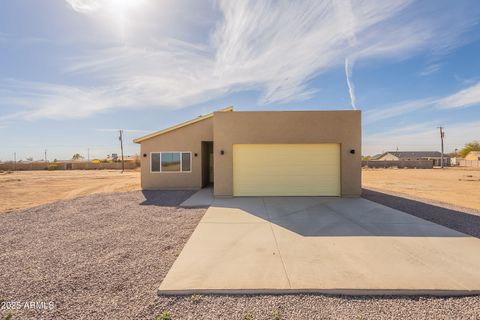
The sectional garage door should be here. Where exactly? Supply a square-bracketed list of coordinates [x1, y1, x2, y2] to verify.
[233, 144, 340, 196]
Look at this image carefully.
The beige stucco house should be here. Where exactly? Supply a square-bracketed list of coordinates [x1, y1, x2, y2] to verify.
[133, 107, 361, 197]
[465, 151, 480, 161]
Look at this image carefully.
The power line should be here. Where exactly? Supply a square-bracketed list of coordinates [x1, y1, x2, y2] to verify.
[438, 126, 445, 168]
[119, 130, 125, 173]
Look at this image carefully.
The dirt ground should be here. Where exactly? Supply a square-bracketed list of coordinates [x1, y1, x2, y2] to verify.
[362, 167, 480, 210]
[3, 167, 480, 213]
[0, 170, 140, 213]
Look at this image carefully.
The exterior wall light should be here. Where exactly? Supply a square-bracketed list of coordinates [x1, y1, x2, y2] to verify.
[143, 153, 147, 157]
[350, 149, 355, 154]
[220, 150, 225, 155]
[194, 153, 198, 157]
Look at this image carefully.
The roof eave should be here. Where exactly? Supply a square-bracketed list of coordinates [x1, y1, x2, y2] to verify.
[133, 106, 233, 143]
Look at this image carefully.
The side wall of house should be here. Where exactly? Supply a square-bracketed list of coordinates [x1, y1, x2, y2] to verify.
[139, 118, 213, 190]
[213, 111, 362, 197]
[377, 153, 400, 161]
[466, 151, 480, 161]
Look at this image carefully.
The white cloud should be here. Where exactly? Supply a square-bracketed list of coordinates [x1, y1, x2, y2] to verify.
[363, 97, 439, 125]
[94, 128, 150, 133]
[344, 58, 357, 110]
[364, 81, 480, 125]
[363, 120, 480, 155]
[1, 0, 479, 121]
[437, 82, 480, 109]
[419, 63, 441, 76]
[65, 0, 105, 13]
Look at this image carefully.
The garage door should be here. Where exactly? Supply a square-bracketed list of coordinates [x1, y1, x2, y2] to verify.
[233, 144, 340, 196]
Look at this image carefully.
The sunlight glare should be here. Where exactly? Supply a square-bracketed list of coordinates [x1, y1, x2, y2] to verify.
[106, 0, 147, 38]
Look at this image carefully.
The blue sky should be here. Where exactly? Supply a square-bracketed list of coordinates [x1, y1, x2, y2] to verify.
[1, 0, 479, 161]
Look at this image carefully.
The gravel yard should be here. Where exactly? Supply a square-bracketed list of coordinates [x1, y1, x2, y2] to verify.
[1, 190, 479, 319]
[362, 188, 480, 238]
[0, 190, 204, 319]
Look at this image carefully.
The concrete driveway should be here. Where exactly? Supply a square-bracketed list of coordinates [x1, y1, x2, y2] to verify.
[159, 195, 480, 295]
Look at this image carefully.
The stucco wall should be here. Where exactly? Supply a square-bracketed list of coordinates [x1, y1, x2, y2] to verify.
[139, 117, 213, 190]
[466, 151, 480, 161]
[213, 110, 361, 197]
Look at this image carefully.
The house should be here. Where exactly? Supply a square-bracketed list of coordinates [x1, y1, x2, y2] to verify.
[465, 151, 480, 161]
[374, 151, 450, 166]
[133, 107, 361, 197]
[107, 154, 139, 162]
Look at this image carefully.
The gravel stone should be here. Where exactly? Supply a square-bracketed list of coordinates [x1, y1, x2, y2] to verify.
[0, 190, 204, 320]
[1, 190, 479, 319]
[362, 187, 480, 238]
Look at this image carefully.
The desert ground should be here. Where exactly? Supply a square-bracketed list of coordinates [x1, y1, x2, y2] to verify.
[362, 167, 480, 211]
[1, 169, 479, 319]
[0, 170, 140, 213]
[2, 167, 480, 214]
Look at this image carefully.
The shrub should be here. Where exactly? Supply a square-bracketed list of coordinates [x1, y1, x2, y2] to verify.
[191, 294, 202, 303]
[155, 311, 172, 320]
[460, 140, 480, 158]
[273, 310, 281, 320]
[47, 164, 59, 171]
[1, 310, 13, 320]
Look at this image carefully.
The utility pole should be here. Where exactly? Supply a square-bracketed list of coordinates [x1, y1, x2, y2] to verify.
[119, 130, 125, 173]
[438, 126, 445, 168]
[44, 149, 47, 162]
[13, 152, 16, 171]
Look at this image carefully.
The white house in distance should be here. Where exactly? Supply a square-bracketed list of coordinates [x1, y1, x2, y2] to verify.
[371, 151, 450, 166]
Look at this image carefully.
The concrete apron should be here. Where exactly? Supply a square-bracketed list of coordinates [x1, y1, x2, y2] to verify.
[159, 196, 480, 296]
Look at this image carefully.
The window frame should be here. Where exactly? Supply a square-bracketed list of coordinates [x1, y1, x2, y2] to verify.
[150, 151, 192, 173]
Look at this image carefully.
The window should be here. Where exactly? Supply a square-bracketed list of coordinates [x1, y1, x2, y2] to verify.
[161, 152, 181, 171]
[151, 152, 191, 172]
[182, 152, 191, 172]
[151, 153, 160, 172]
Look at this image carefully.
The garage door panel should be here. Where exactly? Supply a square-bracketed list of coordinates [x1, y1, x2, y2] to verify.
[233, 144, 340, 196]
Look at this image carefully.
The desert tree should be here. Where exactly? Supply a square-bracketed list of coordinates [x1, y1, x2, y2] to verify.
[72, 153, 84, 160]
[459, 141, 480, 158]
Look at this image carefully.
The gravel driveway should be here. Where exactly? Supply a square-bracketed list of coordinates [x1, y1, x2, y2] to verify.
[1, 190, 479, 319]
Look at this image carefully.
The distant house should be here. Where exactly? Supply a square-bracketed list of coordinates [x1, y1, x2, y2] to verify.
[369, 154, 383, 161]
[465, 151, 480, 161]
[374, 151, 450, 166]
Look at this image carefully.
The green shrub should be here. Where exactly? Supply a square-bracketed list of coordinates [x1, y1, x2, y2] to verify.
[155, 311, 172, 320]
[47, 164, 59, 171]
[191, 294, 202, 303]
[1, 310, 13, 320]
[244, 311, 253, 320]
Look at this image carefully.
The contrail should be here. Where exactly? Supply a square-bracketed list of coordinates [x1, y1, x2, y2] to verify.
[345, 57, 357, 110]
